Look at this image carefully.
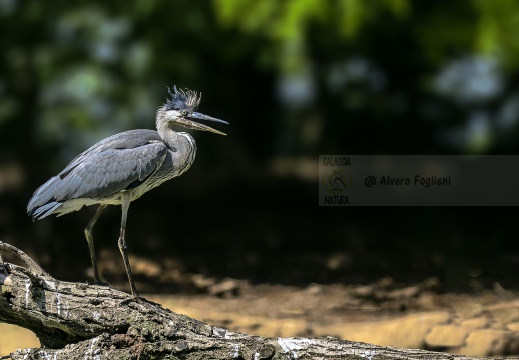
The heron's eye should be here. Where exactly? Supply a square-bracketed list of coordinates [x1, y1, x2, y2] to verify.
[181, 110, 189, 116]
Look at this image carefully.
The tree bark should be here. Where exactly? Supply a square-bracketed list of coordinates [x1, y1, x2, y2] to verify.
[0, 242, 500, 360]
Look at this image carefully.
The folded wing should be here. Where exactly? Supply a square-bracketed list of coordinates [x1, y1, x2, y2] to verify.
[27, 130, 167, 219]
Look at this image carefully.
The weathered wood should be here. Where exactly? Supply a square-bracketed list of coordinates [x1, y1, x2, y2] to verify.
[0, 242, 501, 360]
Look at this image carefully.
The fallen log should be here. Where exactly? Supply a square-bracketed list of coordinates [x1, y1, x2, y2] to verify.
[0, 241, 498, 360]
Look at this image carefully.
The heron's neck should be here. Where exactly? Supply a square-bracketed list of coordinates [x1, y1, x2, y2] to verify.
[156, 116, 195, 154]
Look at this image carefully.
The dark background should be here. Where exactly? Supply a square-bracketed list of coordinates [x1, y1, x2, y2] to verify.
[1, 1, 519, 293]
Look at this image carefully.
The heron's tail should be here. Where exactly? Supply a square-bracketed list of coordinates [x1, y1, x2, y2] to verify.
[27, 176, 63, 220]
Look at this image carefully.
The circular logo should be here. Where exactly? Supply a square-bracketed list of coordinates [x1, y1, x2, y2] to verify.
[322, 169, 352, 194]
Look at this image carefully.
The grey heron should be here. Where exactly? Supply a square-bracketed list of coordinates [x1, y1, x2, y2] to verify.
[27, 86, 227, 299]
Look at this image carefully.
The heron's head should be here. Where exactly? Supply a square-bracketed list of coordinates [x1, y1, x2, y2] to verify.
[158, 86, 228, 135]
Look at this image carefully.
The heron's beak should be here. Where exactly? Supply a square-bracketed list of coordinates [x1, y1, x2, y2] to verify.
[181, 112, 228, 136]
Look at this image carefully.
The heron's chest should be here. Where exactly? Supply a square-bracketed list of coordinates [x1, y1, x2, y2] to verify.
[129, 145, 197, 201]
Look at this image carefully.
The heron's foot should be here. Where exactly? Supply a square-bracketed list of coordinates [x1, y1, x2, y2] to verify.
[120, 295, 147, 306]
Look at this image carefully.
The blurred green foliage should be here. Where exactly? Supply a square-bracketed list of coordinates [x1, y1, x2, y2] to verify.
[2, 0, 519, 162]
[214, 0, 411, 72]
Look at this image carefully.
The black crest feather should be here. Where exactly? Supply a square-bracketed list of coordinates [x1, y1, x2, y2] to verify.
[165, 86, 201, 111]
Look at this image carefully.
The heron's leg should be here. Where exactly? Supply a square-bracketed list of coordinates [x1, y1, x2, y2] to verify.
[118, 192, 139, 299]
[84, 204, 107, 283]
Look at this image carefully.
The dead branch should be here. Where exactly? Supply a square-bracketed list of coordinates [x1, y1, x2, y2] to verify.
[0, 241, 500, 360]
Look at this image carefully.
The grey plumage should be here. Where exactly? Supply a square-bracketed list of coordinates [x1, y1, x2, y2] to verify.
[28, 130, 166, 217]
[27, 87, 227, 299]
[165, 85, 201, 111]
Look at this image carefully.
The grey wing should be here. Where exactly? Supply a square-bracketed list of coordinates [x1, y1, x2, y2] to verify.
[27, 130, 167, 219]
[59, 129, 162, 179]
[53, 142, 168, 200]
